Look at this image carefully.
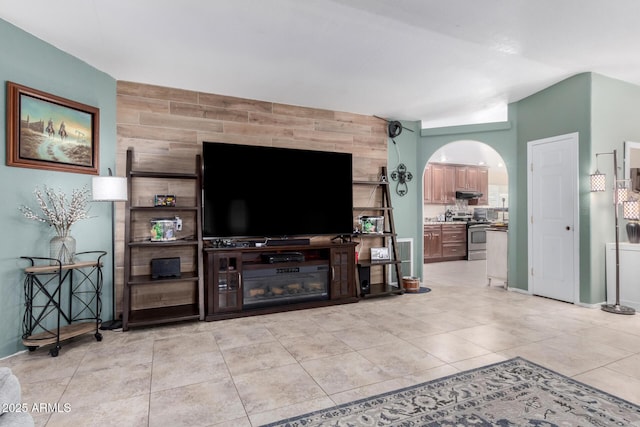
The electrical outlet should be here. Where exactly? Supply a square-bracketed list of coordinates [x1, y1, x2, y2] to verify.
[175, 216, 182, 231]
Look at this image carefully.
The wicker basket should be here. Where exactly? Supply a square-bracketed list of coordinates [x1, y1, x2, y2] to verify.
[402, 276, 420, 293]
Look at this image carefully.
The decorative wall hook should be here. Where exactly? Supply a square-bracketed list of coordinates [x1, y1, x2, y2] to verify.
[390, 163, 413, 196]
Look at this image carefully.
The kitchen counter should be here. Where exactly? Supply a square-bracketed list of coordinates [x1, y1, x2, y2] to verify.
[425, 221, 508, 228]
[425, 222, 472, 225]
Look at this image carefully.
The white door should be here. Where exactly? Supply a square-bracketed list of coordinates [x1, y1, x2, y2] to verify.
[527, 133, 579, 303]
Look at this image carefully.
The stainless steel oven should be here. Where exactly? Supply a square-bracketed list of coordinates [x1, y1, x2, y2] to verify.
[467, 223, 490, 260]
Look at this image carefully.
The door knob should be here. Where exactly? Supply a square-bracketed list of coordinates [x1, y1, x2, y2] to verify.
[566, 226, 571, 230]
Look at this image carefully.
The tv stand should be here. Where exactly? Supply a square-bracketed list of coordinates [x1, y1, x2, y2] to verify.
[204, 241, 357, 320]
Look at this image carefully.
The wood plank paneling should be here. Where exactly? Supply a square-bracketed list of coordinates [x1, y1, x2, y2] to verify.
[170, 101, 249, 123]
[116, 81, 387, 314]
[198, 92, 273, 113]
[273, 103, 336, 120]
[118, 81, 198, 103]
[117, 96, 170, 124]
[118, 124, 200, 144]
[139, 112, 225, 133]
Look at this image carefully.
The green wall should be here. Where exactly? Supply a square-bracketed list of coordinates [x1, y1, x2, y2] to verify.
[0, 19, 116, 358]
[514, 74, 593, 301]
[387, 120, 421, 276]
[590, 74, 640, 302]
[416, 116, 519, 286]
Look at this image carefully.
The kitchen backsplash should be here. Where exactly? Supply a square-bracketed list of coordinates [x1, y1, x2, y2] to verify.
[424, 204, 509, 222]
[424, 200, 474, 218]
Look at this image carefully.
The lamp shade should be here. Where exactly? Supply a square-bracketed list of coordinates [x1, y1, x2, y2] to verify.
[616, 181, 629, 205]
[92, 176, 128, 201]
[623, 200, 640, 220]
[590, 171, 606, 192]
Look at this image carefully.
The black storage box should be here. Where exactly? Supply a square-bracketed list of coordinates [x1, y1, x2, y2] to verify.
[151, 257, 181, 279]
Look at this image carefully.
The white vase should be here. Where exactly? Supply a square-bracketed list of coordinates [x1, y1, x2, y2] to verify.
[50, 235, 76, 265]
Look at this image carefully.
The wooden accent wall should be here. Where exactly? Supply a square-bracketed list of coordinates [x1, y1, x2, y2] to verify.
[115, 81, 388, 313]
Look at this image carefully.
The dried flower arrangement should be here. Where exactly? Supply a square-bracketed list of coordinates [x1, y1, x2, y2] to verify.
[19, 185, 92, 237]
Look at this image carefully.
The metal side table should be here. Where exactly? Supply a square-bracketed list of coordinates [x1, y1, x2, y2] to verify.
[21, 251, 106, 357]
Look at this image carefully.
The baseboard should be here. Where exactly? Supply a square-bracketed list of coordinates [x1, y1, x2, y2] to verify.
[506, 286, 531, 295]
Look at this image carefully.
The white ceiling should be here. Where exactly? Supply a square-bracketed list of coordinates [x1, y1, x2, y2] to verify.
[2, 0, 640, 129]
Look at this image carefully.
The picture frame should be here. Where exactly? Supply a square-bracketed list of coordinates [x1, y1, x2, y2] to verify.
[6, 81, 99, 175]
[154, 195, 177, 207]
[370, 247, 390, 262]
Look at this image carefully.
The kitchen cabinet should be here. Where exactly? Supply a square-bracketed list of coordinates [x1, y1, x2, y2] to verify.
[425, 162, 488, 205]
[456, 166, 478, 191]
[424, 223, 466, 262]
[478, 167, 489, 205]
[425, 163, 456, 204]
[455, 167, 466, 190]
[430, 164, 446, 203]
[442, 224, 467, 258]
[424, 164, 433, 203]
[424, 225, 443, 260]
[467, 167, 479, 190]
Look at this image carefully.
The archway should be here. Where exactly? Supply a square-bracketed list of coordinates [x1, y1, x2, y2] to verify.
[422, 140, 509, 285]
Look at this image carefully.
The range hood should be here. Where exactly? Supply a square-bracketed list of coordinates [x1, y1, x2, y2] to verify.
[456, 190, 483, 200]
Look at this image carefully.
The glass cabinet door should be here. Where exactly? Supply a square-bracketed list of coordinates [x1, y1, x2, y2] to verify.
[213, 252, 242, 313]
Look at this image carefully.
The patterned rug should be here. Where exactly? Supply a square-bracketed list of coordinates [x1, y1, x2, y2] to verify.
[262, 357, 640, 426]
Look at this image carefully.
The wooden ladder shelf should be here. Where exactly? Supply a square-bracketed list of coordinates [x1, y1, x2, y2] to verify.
[353, 166, 404, 298]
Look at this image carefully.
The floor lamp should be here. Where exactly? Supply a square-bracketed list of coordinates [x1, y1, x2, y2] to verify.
[92, 169, 128, 329]
[590, 149, 636, 315]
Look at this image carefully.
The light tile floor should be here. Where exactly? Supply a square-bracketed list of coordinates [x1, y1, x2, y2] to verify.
[3, 260, 640, 426]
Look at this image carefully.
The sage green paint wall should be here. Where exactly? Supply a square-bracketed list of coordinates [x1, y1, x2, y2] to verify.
[590, 73, 640, 303]
[514, 73, 593, 302]
[387, 120, 422, 277]
[0, 19, 116, 358]
[416, 115, 518, 286]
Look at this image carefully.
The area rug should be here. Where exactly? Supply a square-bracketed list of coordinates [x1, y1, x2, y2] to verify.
[408, 287, 431, 294]
[262, 357, 640, 426]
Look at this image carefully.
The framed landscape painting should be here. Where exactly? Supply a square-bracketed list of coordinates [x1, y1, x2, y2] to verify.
[6, 81, 99, 175]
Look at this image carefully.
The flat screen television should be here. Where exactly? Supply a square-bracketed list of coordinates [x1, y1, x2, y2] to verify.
[202, 142, 353, 240]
